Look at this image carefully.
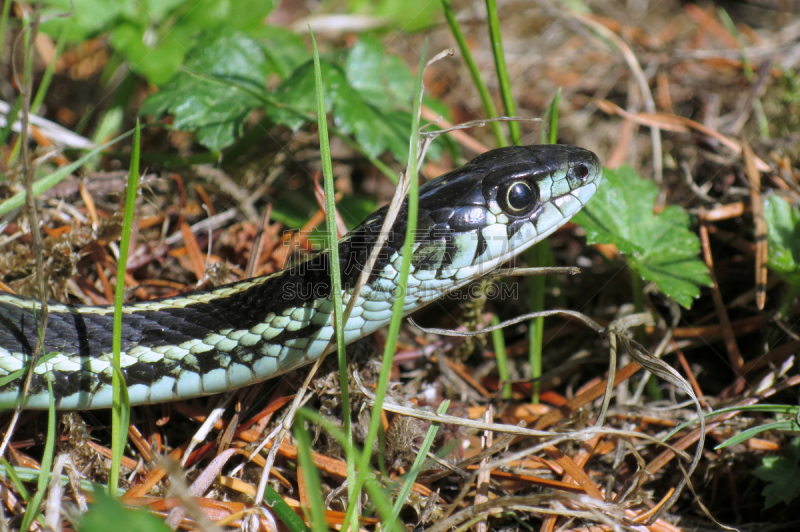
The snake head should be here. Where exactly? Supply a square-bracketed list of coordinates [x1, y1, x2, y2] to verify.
[409, 144, 601, 281]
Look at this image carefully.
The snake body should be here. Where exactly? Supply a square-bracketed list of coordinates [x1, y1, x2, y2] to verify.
[0, 145, 601, 409]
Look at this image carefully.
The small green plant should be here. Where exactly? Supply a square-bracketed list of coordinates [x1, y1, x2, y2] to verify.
[40, 0, 277, 85]
[140, 32, 437, 163]
[753, 438, 800, 509]
[78, 491, 172, 532]
[763, 194, 800, 313]
[573, 165, 712, 308]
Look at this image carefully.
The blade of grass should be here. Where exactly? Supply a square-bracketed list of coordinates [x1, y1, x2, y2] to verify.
[527, 91, 560, 402]
[298, 409, 400, 530]
[109, 120, 140, 497]
[541, 88, 561, 145]
[263, 484, 311, 532]
[0, 351, 60, 389]
[359, 39, 426, 481]
[0, 95, 23, 150]
[0, 464, 105, 493]
[387, 401, 449, 523]
[663, 404, 800, 442]
[717, 419, 800, 449]
[19, 360, 56, 531]
[0, 0, 12, 61]
[294, 422, 327, 532]
[717, 7, 770, 140]
[0, 129, 135, 217]
[485, 0, 520, 145]
[491, 315, 511, 399]
[30, 25, 67, 115]
[342, 42, 428, 532]
[440, 0, 508, 147]
[0, 457, 30, 502]
[527, 244, 549, 403]
[310, 29, 356, 532]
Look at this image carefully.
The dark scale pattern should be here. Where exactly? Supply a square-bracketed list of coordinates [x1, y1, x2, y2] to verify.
[0, 144, 601, 407]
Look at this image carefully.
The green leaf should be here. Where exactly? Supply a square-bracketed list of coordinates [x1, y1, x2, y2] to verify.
[249, 26, 310, 78]
[334, 96, 411, 161]
[79, 491, 172, 532]
[108, 22, 188, 85]
[343, 36, 416, 108]
[754, 438, 800, 509]
[141, 32, 435, 160]
[266, 57, 412, 161]
[573, 165, 712, 308]
[40, 0, 127, 42]
[42, 0, 276, 85]
[346, 0, 441, 32]
[764, 195, 800, 285]
[141, 30, 275, 151]
[265, 61, 349, 131]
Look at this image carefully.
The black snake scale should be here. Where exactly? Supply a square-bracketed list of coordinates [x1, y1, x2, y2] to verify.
[0, 145, 601, 409]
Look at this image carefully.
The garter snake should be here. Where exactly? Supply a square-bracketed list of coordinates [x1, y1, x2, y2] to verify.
[0, 144, 601, 409]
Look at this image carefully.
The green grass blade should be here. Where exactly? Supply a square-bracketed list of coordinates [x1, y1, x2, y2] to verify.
[527, 91, 560, 402]
[485, 0, 520, 145]
[109, 120, 140, 497]
[298, 409, 399, 531]
[360, 39, 426, 478]
[388, 401, 449, 523]
[294, 422, 327, 532]
[263, 484, 311, 532]
[0, 457, 30, 502]
[30, 25, 67, 115]
[310, 29, 356, 532]
[343, 42, 428, 532]
[541, 88, 561, 145]
[20, 368, 56, 531]
[491, 315, 511, 399]
[0, 0, 12, 62]
[440, 0, 507, 147]
[717, 419, 800, 449]
[527, 245, 549, 403]
[0, 94, 22, 148]
[663, 404, 800, 442]
[0, 129, 135, 217]
[0, 351, 60, 390]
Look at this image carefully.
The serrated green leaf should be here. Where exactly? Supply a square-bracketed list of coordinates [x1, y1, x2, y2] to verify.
[334, 94, 410, 160]
[265, 61, 349, 131]
[344, 36, 416, 108]
[140, 31, 435, 160]
[573, 165, 712, 308]
[40, 0, 127, 42]
[764, 195, 800, 286]
[40, 0, 276, 85]
[140, 30, 274, 151]
[249, 26, 310, 78]
[754, 438, 800, 509]
[109, 22, 188, 85]
[266, 56, 413, 161]
[139, 0, 186, 21]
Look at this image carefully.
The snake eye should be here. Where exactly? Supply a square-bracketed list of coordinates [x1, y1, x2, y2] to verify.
[573, 164, 590, 182]
[498, 180, 537, 215]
